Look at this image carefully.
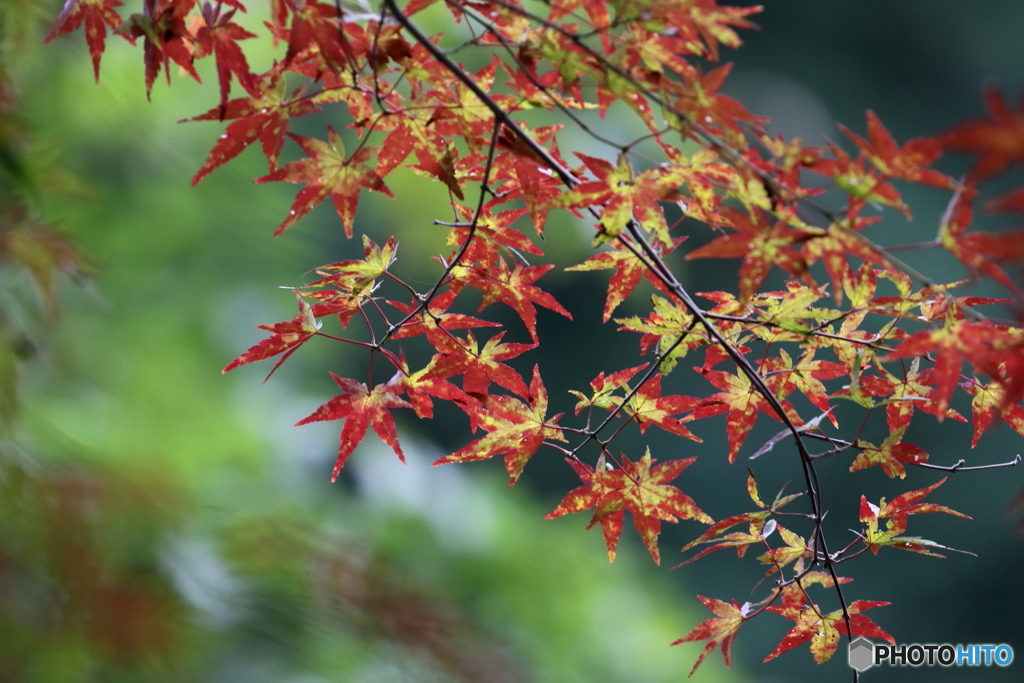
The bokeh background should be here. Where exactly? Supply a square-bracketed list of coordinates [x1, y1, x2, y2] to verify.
[2, 1, 1023, 681]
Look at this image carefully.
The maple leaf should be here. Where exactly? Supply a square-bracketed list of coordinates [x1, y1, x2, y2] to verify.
[184, 71, 322, 183]
[281, 0, 355, 73]
[987, 186, 1024, 213]
[456, 260, 572, 342]
[766, 348, 845, 426]
[685, 206, 813, 303]
[695, 358, 798, 463]
[764, 599, 894, 664]
[961, 374, 1024, 447]
[680, 470, 801, 565]
[807, 139, 908, 216]
[389, 353, 468, 420]
[801, 215, 886, 302]
[375, 110, 462, 199]
[624, 374, 703, 441]
[434, 366, 564, 485]
[296, 374, 413, 481]
[428, 330, 535, 399]
[119, 0, 201, 98]
[671, 596, 746, 677]
[221, 293, 319, 379]
[567, 237, 684, 322]
[679, 513, 770, 565]
[553, 152, 681, 247]
[886, 312, 1014, 415]
[308, 234, 397, 295]
[673, 63, 767, 144]
[301, 288, 362, 327]
[850, 428, 928, 479]
[256, 125, 393, 237]
[756, 524, 812, 574]
[838, 111, 954, 189]
[938, 186, 1024, 297]
[193, 2, 258, 113]
[615, 294, 710, 375]
[44, 0, 132, 82]
[546, 448, 712, 564]
[865, 356, 966, 432]
[444, 205, 541, 267]
[859, 478, 972, 556]
[941, 85, 1024, 180]
[568, 363, 648, 415]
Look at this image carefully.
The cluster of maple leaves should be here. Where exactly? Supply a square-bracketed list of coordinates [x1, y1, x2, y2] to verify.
[46, 0, 1024, 676]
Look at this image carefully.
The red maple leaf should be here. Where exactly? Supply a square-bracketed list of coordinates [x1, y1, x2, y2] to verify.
[119, 0, 201, 98]
[671, 596, 746, 676]
[941, 85, 1024, 180]
[44, 0, 132, 82]
[308, 234, 397, 295]
[389, 352, 468, 420]
[859, 477, 971, 556]
[862, 357, 966, 432]
[624, 374, 703, 441]
[568, 363, 648, 415]
[545, 449, 712, 564]
[766, 349, 845, 426]
[296, 374, 413, 480]
[764, 599, 894, 664]
[281, 0, 355, 73]
[427, 330, 535, 399]
[193, 2, 258, 113]
[221, 293, 319, 379]
[567, 237, 683, 322]
[184, 70, 322, 183]
[680, 471, 802, 566]
[553, 152, 682, 247]
[807, 139, 908, 217]
[444, 205, 541, 267]
[938, 186, 1024, 297]
[961, 374, 1024, 447]
[838, 110, 954, 189]
[375, 109, 463, 199]
[434, 366, 565, 485]
[673, 63, 767, 143]
[886, 311, 1014, 415]
[695, 359, 798, 463]
[456, 260, 572, 343]
[850, 428, 929, 479]
[256, 125, 393, 237]
[685, 206, 813, 303]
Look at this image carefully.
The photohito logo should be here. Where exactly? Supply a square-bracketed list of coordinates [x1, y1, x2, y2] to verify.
[848, 637, 1014, 671]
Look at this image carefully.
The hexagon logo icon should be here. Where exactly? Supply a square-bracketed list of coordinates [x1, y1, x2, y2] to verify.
[848, 637, 875, 671]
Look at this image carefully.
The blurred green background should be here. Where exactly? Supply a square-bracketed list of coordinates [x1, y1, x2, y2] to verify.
[2, 1, 1023, 682]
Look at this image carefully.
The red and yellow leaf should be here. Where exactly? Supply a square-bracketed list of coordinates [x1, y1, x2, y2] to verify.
[546, 449, 712, 564]
[222, 293, 319, 379]
[296, 374, 413, 481]
[672, 596, 746, 677]
[256, 125, 393, 237]
[434, 366, 564, 485]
